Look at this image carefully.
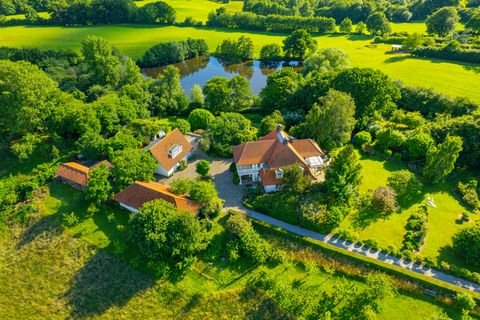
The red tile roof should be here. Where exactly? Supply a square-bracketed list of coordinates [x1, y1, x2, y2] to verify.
[55, 160, 112, 187]
[232, 129, 324, 170]
[148, 128, 193, 172]
[259, 169, 282, 186]
[112, 181, 201, 214]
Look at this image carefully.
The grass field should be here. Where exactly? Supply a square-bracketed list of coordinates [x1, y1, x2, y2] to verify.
[337, 152, 480, 271]
[0, 24, 478, 102]
[0, 178, 466, 319]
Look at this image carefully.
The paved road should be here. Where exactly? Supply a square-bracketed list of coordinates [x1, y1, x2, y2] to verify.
[226, 205, 480, 293]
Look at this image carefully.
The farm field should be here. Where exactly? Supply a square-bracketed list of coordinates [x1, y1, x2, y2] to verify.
[0, 24, 479, 103]
[0, 179, 465, 319]
[337, 152, 480, 271]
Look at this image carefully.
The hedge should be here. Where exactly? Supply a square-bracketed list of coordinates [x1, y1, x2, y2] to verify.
[413, 46, 480, 64]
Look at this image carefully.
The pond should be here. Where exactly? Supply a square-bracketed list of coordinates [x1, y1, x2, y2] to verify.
[142, 56, 301, 95]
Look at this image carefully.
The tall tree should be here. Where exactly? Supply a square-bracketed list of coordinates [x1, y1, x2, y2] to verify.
[366, 12, 391, 35]
[209, 112, 256, 157]
[149, 65, 188, 116]
[466, 13, 480, 34]
[259, 110, 285, 136]
[282, 165, 311, 193]
[81, 35, 121, 87]
[423, 135, 463, 183]
[302, 48, 349, 75]
[283, 29, 317, 60]
[86, 163, 112, 205]
[260, 68, 305, 114]
[332, 68, 400, 128]
[325, 145, 362, 204]
[203, 75, 252, 114]
[426, 7, 459, 37]
[305, 89, 356, 151]
[111, 148, 158, 188]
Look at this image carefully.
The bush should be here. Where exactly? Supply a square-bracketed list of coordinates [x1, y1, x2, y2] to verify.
[215, 36, 254, 63]
[387, 170, 423, 201]
[138, 38, 209, 67]
[297, 201, 344, 233]
[452, 225, 480, 265]
[62, 212, 79, 226]
[413, 46, 480, 64]
[457, 179, 480, 210]
[353, 131, 372, 146]
[260, 43, 283, 61]
[404, 131, 434, 160]
[177, 160, 187, 171]
[174, 119, 191, 134]
[196, 160, 210, 177]
[454, 292, 476, 313]
[371, 186, 398, 213]
[226, 211, 273, 263]
[375, 128, 406, 151]
[253, 191, 299, 224]
[188, 108, 214, 130]
[402, 206, 428, 252]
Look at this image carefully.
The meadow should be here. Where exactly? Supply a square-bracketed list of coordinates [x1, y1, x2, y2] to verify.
[337, 152, 480, 271]
[0, 24, 479, 103]
[0, 176, 467, 319]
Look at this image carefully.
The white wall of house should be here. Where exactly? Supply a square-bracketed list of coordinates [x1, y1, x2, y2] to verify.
[264, 184, 281, 193]
[155, 152, 192, 177]
[119, 202, 139, 213]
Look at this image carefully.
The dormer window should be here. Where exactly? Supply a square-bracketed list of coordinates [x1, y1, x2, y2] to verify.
[168, 144, 182, 159]
[275, 168, 284, 179]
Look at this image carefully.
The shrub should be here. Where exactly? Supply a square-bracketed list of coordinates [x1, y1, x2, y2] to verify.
[452, 225, 480, 265]
[371, 186, 398, 213]
[297, 201, 344, 233]
[404, 131, 434, 160]
[62, 212, 79, 226]
[387, 170, 423, 201]
[177, 160, 187, 171]
[375, 128, 406, 151]
[188, 108, 214, 130]
[402, 206, 428, 252]
[457, 179, 480, 210]
[353, 131, 372, 146]
[253, 191, 299, 224]
[260, 43, 283, 61]
[138, 38, 208, 67]
[196, 160, 210, 177]
[174, 119, 191, 134]
[454, 292, 476, 313]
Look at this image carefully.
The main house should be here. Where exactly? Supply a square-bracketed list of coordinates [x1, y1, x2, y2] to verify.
[146, 128, 193, 177]
[55, 160, 112, 191]
[232, 125, 325, 193]
[113, 181, 201, 215]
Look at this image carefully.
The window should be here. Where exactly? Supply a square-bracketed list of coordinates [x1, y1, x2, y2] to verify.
[275, 168, 283, 179]
[168, 144, 183, 158]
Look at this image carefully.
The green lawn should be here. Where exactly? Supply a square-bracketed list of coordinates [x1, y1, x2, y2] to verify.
[0, 180, 466, 319]
[0, 25, 479, 102]
[337, 152, 480, 271]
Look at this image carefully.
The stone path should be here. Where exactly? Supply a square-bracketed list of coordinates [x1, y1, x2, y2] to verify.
[227, 206, 480, 293]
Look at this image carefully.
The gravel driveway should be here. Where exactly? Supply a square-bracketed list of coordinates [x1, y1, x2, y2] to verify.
[157, 149, 244, 207]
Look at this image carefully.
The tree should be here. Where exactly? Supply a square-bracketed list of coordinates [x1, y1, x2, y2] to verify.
[215, 36, 254, 63]
[260, 43, 283, 61]
[387, 170, 423, 201]
[149, 65, 189, 116]
[375, 128, 406, 151]
[305, 89, 356, 151]
[208, 112, 256, 157]
[111, 148, 158, 188]
[190, 84, 204, 105]
[332, 68, 400, 128]
[402, 33, 424, 51]
[423, 135, 463, 183]
[356, 21, 366, 34]
[366, 12, 391, 35]
[426, 7, 459, 37]
[172, 178, 224, 217]
[404, 131, 434, 160]
[174, 119, 191, 134]
[371, 186, 398, 213]
[188, 108, 214, 130]
[340, 18, 353, 33]
[259, 110, 285, 136]
[283, 29, 317, 60]
[353, 131, 371, 146]
[136, 1, 176, 24]
[203, 75, 253, 114]
[338, 273, 396, 319]
[196, 160, 210, 178]
[452, 225, 480, 265]
[86, 163, 112, 205]
[81, 35, 121, 87]
[454, 292, 476, 315]
[91, 0, 136, 24]
[282, 165, 311, 193]
[260, 68, 304, 113]
[302, 48, 349, 75]
[466, 13, 480, 34]
[128, 199, 209, 273]
[325, 145, 362, 204]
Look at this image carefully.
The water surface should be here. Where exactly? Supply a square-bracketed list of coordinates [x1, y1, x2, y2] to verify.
[142, 56, 300, 95]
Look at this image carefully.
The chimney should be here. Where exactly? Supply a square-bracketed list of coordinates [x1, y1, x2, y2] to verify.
[276, 124, 283, 132]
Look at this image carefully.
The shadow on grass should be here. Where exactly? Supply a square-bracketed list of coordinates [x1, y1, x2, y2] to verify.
[62, 250, 154, 319]
[351, 206, 390, 230]
[437, 245, 480, 274]
[464, 64, 480, 74]
[16, 214, 64, 249]
[384, 55, 411, 64]
[240, 285, 294, 319]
